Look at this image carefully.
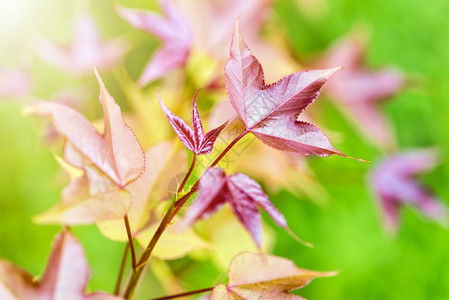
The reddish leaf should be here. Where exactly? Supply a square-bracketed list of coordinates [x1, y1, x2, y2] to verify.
[182, 168, 288, 247]
[191, 90, 205, 148]
[209, 252, 336, 300]
[370, 149, 447, 230]
[159, 91, 228, 155]
[35, 12, 126, 75]
[225, 21, 344, 157]
[117, 0, 192, 85]
[199, 121, 228, 155]
[0, 229, 122, 300]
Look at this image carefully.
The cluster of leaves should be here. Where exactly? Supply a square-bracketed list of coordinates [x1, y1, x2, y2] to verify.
[0, 0, 446, 299]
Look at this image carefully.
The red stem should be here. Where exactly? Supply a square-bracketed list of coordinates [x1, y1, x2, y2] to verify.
[124, 215, 137, 270]
[148, 287, 215, 300]
[177, 154, 197, 193]
[114, 243, 129, 295]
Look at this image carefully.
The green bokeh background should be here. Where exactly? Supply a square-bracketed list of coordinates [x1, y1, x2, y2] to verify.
[1, 0, 449, 299]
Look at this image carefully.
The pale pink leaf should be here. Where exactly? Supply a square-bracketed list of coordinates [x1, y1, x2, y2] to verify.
[26, 71, 145, 188]
[209, 252, 336, 300]
[0, 229, 122, 300]
[95, 69, 145, 188]
[0, 65, 33, 99]
[35, 13, 125, 75]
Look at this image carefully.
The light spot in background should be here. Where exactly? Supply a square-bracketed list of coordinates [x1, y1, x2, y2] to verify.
[0, 0, 36, 56]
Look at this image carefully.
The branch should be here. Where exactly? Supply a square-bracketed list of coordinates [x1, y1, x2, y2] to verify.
[123, 130, 249, 299]
[124, 215, 137, 270]
[114, 243, 129, 295]
[149, 287, 215, 300]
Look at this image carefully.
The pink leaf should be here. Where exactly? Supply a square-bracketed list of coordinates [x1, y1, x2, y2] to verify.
[198, 120, 228, 155]
[117, 0, 192, 85]
[209, 252, 336, 300]
[191, 90, 205, 148]
[229, 173, 287, 228]
[181, 168, 228, 227]
[35, 12, 126, 75]
[0, 65, 33, 99]
[26, 70, 145, 188]
[24, 71, 144, 224]
[224, 21, 345, 158]
[159, 91, 227, 155]
[0, 229, 122, 300]
[158, 93, 196, 152]
[318, 30, 404, 149]
[182, 168, 289, 247]
[370, 149, 447, 230]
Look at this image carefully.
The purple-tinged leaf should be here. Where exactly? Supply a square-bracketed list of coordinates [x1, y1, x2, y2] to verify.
[159, 91, 228, 155]
[370, 149, 447, 230]
[198, 120, 228, 155]
[0, 229, 122, 300]
[229, 173, 287, 228]
[226, 178, 264, 247]
[181, 168, 228, 227]
[158, 93, 196, 152]
[317, 30, 404, 150]
[225, 21, 347, 158]
[182, 168, 291, 247]
[191, 90, 205, 148]
[116, 0, 192, 85]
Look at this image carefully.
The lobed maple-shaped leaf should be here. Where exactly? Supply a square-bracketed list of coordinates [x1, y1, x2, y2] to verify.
[370, 149, 447, 230]
[209, 252, 336, 300]
[181, 168, 289, 247]
[35, 12, 126, 75]
[225, 21, 345, 157]
[318, 30, 404, 149]
[0, 229, 122, 300]
[117, 0, 192, 86]
[208, 100, 331, 203]
[24, 70, 145, 224]
[159, 90, 228, 155]
[42, 88, 90, 143]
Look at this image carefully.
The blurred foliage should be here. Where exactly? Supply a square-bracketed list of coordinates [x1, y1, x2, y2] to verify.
[1, 0, 449, 299]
